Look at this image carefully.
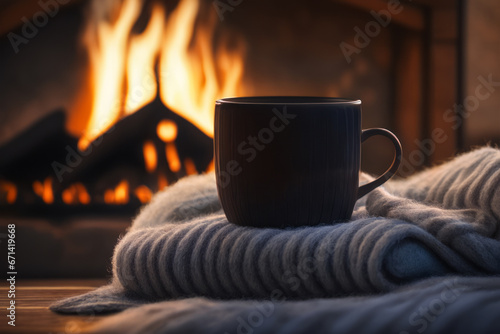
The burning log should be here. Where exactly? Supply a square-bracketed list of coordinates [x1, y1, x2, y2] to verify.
[0, 98, 213, 215]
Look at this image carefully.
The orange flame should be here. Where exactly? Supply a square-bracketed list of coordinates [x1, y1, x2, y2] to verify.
[0, 181, 17, 204]
[115, 180, 129, 204]
[62, 183, 91, 205]
[33, 177, 54, 204]
[104, 189, 114, 204]
[166, 143, 181, 173]
[184, 158, 197, 175]
[134, 185, 152, 203]
[78, 183, 91, 204]
[104, 180, 129, 205]
[143, 140, 158, 173]
[78, 0, 143, 150]
[124, 4, 164, 114]
[73, 0, 245, 150]
[157, 120, 178, 142]
[156, 119, 181, 173]
[205, 159, 215, 173]
[158, 0, 244, 137]
[158, 173, 168, 191]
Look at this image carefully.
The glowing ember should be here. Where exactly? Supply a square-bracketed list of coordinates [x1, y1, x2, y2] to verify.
[104, 180, 130, 205]
[158, 173, 168, 190]
[143, 140, 158, 173]
[104, 189, 114, 204]
[115, 180, 129, 204]
[33, 177, 54, 204]
[157, 120, 178, 142]
[78, 184, 91, 205]
[165, 143, 181, 173]
[62, 183, 91, 205]
[183, 158, 197, 175]
[134, 185, 152, 203]
[0, 181, 17, 204]
[205, 159, 215, 173]
[155, 119, 182, 173]
[62, 187, 74, 204]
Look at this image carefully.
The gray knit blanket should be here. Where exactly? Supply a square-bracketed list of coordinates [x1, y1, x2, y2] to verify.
[51, 147, 500, 333]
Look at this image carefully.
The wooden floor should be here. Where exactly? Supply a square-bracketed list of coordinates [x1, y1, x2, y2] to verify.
[0, 279, 109, 334]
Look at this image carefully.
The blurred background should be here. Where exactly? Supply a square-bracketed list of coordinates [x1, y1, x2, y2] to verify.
[0, 0, 499, 278]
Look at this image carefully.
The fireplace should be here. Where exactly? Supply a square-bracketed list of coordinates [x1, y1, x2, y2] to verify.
[0, 0, 237, 216]
[0, 0, 470, 277]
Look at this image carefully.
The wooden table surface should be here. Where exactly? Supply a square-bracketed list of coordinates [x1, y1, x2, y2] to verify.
[0, 279, 109, 334]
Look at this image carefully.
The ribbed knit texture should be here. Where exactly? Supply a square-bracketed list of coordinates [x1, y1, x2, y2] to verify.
[51, 147, 500, 316]
[91, 276, 500, 334]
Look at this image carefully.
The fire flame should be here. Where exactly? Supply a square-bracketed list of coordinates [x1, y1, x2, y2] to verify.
[143, 140, 158, 173]
[134, 185, 152, 203]
[104, 180, 129, 205]
[166, 143, 181, 173]
[158, 0, 244, 137]
[74, 0, 245, 148]
[62, 183, 91, 205]
[158, 173, 168, 190]
[205, 159, 215, 173]
[33, 177, 54, 204]
[156, 120, 177, 142]
[40, 0, 248, 207]
[124, 3, 164, 114]
[77, 0, 142, 149]
[0, 181, 17, 204]
[183, 158, 197, 175]
[156, 120, 181, 172]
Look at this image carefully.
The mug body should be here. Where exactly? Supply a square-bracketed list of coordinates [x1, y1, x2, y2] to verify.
[214, 97, 362, 228]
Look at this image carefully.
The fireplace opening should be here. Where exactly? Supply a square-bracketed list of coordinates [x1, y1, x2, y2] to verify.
[0, 0, 245, 215]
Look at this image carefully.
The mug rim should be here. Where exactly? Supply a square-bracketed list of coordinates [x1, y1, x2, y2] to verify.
[216, 96, 361, 105]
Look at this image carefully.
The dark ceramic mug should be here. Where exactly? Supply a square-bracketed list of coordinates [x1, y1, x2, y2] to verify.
[214, 97, 402, 228]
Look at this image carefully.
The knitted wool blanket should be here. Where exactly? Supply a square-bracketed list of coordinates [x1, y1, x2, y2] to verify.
[51, 147, 500, 318]
[78, 276, 500, 334]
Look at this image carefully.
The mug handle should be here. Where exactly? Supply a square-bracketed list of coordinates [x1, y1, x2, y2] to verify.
[357, 128, 402, 199]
